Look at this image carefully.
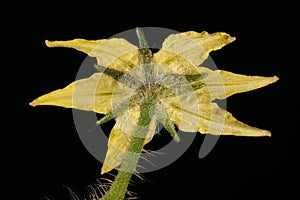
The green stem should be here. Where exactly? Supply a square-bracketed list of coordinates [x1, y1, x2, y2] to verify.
[99, 102, 152, 200]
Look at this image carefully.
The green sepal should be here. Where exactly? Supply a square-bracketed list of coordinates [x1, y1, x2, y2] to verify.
[154, 105, 180, 142]
[192, 83, 206, 91]
[185, 73, 208, 82]
[136, 27, 152, 65]
[94, 64, 142, 88]
[136, 27, 153, 84]
[96, 97, 135, 125]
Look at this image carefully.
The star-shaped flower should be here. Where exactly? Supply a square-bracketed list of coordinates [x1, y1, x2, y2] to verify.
[30, 29, 278, 175]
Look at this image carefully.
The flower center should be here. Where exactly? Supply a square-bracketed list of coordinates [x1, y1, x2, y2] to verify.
[134, 84, 164, 105]
[110, 64, 205, 112]
[133, 73, 196, 106]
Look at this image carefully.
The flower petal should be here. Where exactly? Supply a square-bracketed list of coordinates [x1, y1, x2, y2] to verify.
[153, 31, 235, 75]
[162, 94, 271, 136]
[101, 106, 157, 174]
[198, 67, 279, 100]
[30, 73, 130, 114]
[101, 123, 132, 174]
[161, 93, 208, 133]
[45, 38, 140, 72]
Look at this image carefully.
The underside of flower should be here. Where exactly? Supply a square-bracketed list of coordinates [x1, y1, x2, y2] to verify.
[30, 27, 278, 200]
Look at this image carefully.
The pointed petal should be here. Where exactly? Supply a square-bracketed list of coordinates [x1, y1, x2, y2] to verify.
[101, 122, 132, 174]
[153, 31, 235, 75]
[101, 106, 157, 174]
[161, 93, 208, 133]
[198, 67, 279, 100]
[162, 94, 271, 136]
[46, 38, 140, 72]
[30, 73, 130, 114]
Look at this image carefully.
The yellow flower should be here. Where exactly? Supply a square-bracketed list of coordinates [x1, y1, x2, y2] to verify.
[30, 30, 278, 175]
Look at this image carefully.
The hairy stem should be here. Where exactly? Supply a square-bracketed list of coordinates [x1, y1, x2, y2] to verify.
[99, 102, 152, 200]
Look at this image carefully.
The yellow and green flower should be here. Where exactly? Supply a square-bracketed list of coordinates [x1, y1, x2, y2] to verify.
[30, 28, 278, 200]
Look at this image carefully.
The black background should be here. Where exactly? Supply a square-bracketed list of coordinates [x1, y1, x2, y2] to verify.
[4, 1, 297, 200]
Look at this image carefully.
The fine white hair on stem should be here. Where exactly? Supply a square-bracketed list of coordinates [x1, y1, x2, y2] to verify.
[127, 196, 140, 200]
[127, 197, 139, 200]
[85, 177, 115, 200]
[136, 164, 146, 170]
[86, 185, 100, 198]
[87, 183, 108, 199]
[143, 149, 165, 157]
[63, 185, 80, 200]
[97, 177, 114, 183]
[57, 170, 146, 200]
[139, 153, 156, 167]
[61, 174, 120, 200]
[133, 171, 152, 184]
[126, 186, 139, 200]
[59, 166, 147, 200]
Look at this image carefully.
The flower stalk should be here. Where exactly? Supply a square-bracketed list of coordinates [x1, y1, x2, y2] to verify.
[99, 102, 153, 200]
